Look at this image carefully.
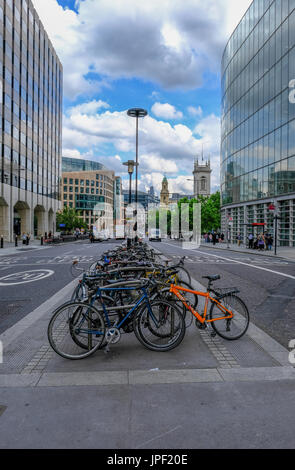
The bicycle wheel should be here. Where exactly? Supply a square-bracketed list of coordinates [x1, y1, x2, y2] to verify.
[48, 301, 106, 359]
[175, 266, 191, 285]
[209, 294, 250, 340]
[133, 300, 185, 351]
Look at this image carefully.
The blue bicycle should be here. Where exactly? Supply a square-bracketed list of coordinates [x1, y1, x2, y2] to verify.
[48, 279, 185, 360]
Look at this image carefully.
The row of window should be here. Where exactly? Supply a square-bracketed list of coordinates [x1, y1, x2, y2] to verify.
[63, 176, 109, 185]
[64, 189, 104, 196]
[1, 1, 63, 89]
[221, 155, 295, 205]
[222, 39, 295, 140]
[0, 36, 62, 106]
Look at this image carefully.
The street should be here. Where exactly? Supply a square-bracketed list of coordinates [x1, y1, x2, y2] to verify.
[0, 239, 294, 449]
[153, 241, 295, 348]
[0, 240, 117, 334]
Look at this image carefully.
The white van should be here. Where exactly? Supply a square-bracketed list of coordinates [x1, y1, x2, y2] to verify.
[149, 228, 161, 242]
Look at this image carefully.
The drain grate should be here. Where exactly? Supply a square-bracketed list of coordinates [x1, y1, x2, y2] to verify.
[0, 406, 7, 417]
[0, 300, 29, 316]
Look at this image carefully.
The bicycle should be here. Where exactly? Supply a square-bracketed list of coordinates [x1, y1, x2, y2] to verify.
[48, 279, 185, 359]
[169, 275, 250, 340]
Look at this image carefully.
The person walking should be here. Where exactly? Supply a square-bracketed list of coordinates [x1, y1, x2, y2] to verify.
[22, 233, 27, 245]
[248, 233, 254, 249]
[258, 235, 264, 251]
[237, 233, 242, 247]
[26, 233, 30, 246]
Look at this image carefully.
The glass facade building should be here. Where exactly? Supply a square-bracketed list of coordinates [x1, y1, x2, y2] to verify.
[221, 0, 295, 246]
[62, 156, 105, 173]
[0, 0, 63, 241]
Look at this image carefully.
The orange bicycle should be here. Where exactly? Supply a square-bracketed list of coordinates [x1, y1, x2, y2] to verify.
[169, 275, 250, 340]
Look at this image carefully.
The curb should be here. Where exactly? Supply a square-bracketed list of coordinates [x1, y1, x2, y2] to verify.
[199, 244, 292, 261]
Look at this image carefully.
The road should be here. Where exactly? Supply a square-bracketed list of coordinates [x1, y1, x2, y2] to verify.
[150, 240, 295, 348]
[0, 240, 117, 335]
[0, 239, 295, 449]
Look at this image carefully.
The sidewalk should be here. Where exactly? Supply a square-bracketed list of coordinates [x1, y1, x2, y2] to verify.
[200, 241, 295, 261]
[0, 239, 49, 256]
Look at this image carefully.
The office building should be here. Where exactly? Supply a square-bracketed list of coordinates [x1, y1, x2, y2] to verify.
[0, 0, 63, 241]
[122, 189, 160, 210]
[62, 157, 124, 229]
[221, 0, 295, 246]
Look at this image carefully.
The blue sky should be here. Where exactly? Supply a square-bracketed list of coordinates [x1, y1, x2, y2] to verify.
[32, 0, 252, 195]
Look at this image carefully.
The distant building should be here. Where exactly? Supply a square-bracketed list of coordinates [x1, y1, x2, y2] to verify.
[160, 176, 170, 207]
[62, 157, 106, 173]
[122, 189, 160, 210]
[193, 159, 212, 198]
[61, 157, 123, 229]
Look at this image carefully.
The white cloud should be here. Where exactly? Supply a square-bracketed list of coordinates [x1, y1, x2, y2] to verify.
[187, 105, 203, 117]
[69, 100, 110, 115]
[32, 0, 252, 98]
[151, 102, 183, 120]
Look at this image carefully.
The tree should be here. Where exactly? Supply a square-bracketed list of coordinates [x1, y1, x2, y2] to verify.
[172, 192, 221, 235]
[56, 206, 88, 232]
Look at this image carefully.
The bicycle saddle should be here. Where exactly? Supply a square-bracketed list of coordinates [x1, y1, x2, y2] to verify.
[202, 275, 221, 281]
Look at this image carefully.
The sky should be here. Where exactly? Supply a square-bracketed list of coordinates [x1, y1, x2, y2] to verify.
[32, 0, 252, 196]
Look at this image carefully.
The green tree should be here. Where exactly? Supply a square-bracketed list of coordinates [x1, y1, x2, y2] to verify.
[171, 192, 221, 235]
[56, 206, 88, 232]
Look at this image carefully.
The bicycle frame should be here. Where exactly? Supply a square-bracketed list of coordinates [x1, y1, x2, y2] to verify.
[87, 285, 160, 330]
[169, 284, 234, 324]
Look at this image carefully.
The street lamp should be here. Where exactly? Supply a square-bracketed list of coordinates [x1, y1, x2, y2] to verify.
[127, 108, 148, 242]
[123, 160, 137, 248]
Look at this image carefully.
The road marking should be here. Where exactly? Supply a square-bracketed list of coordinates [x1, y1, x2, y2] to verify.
[162, 243, 295, 280]
[0, 269, 54, 286]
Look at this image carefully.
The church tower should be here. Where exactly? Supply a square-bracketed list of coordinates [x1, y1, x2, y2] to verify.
[193, 157, 212, 198]
[160, 176, 170, 207]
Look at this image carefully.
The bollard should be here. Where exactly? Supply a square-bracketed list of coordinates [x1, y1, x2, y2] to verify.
[41, 236, 43, 246]
[0, 236, 3, 249]
[15, 236, 18, 247]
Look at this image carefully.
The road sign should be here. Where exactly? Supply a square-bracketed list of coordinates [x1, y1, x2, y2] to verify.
[268, 204, 276, 212]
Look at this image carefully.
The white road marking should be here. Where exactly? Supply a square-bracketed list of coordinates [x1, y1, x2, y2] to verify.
[0, 269, 54, 286]
[162, 243, 295, 280]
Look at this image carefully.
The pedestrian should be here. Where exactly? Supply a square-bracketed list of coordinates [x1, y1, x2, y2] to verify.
[248, 233, 254, 249]
[26, 233, 30, 246]
[22, 233, 27, 245]
[266, 234, 273, 251]
[212, 232, 217, 246]
[258, 235, 264, 251]
[221, 233, 225, 242]
[236, 233, 242, 247]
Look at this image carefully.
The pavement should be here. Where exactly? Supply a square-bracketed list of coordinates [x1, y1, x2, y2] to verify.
[0, 240, 294, 449]
[200, 241, 295, 260]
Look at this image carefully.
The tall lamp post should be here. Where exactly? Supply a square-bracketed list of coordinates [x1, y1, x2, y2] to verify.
[123, 160, 137, 248]
[127, 108, 148, 242]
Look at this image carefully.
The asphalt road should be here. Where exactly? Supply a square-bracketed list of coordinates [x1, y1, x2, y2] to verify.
[150, 240, 295, 348]
[0, 240, 117, 335]
[1, 238, 294, 347]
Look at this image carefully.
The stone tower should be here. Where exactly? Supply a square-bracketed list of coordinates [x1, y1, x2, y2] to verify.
[160, 176, 170, 207]
[193, 158, 212, 198]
